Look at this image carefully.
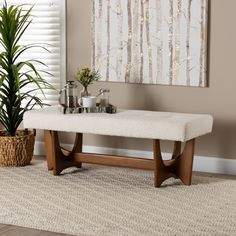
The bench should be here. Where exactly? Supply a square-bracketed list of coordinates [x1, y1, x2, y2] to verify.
[23, 106, 213, 187]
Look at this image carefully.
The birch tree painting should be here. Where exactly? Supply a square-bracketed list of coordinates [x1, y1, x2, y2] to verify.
[92, 0, 208, 87]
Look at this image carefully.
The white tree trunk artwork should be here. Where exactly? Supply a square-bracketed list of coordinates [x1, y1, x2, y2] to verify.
[92, 0, 208, 87]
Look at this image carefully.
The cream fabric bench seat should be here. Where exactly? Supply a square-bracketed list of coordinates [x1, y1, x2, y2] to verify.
[23, 106, 213, 187]
[24, 106, 212, 142]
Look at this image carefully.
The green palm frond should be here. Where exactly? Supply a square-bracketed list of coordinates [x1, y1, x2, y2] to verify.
[0, 2, 54, 136]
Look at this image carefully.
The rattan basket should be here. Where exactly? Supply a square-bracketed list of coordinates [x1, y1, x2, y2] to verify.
[0, 130, 35, 166]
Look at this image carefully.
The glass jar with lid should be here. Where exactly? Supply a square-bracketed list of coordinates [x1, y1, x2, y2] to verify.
[98, 88, 110, 112]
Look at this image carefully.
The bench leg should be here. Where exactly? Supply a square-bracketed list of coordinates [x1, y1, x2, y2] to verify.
[44, 130, 83, 175]
[44, 129, 194, 187]
[153, 139, 195, 187]
[174, 139, 195, 186]
[71, 132, 83, 169]
[44, 130, 54, 171]
[172, 141, 181, 159]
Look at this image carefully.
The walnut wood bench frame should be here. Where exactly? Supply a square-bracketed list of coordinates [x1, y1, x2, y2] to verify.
[24, 106, 212, 187]
[44, 130, 195, 187]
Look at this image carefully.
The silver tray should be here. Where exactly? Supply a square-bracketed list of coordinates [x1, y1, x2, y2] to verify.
[58, 104, 117, 114]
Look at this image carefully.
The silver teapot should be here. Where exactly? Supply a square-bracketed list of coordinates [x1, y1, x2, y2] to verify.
[59, 81, 78, 108]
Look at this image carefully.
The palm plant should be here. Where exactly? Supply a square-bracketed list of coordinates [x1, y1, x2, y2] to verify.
[0, 2, 52, 136]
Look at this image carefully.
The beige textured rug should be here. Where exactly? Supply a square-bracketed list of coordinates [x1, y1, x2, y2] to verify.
[0, 160, 236, 236]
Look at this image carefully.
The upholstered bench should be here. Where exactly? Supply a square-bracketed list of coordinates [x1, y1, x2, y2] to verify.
[23, 106, 213, 187]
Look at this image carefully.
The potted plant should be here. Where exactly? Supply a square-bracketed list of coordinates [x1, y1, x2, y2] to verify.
[0, 2, 52, 166]
[76, 67, 100, 97]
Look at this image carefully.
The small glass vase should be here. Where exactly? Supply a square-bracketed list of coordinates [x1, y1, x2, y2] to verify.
[80, 87, 91, 97]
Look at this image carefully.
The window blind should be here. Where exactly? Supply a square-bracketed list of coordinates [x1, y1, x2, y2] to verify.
[0, 0, 66, 105]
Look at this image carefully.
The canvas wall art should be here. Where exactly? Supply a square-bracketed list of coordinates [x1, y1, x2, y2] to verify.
[92, 0, 208, 87]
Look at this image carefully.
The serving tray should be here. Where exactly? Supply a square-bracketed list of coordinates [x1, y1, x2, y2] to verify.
[58, 103, 117, 114]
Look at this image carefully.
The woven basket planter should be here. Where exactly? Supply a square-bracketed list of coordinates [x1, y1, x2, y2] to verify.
[0, 130, 35, 166]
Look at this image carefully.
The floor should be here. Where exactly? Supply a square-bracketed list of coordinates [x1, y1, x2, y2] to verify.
[0, 157, 235, 236]
[0, 224, 71, 236]
[0, 157, 72, 236]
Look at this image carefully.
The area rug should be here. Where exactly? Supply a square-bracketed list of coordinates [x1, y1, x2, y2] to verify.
[0, 159, 235, 236]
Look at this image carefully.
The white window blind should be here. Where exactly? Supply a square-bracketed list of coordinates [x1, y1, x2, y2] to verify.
[0, 0, 66, 105]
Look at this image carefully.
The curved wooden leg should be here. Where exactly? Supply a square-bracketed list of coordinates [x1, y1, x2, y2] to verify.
[153, 140, 163, 187]
[153, 140, 176, 187]
[153, 139, 195, 187]
[72, 133, 83, 168]
[51, 131, 70, 175]
[173, 139, 195, 185]
[172, 141, 181, 159]
[44, 130, 83, 175]
[172, 141, 181, 179]
[44, 130, 54, 170]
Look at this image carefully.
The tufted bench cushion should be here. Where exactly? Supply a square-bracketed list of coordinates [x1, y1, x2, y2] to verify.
[23, 106, 213, 142]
